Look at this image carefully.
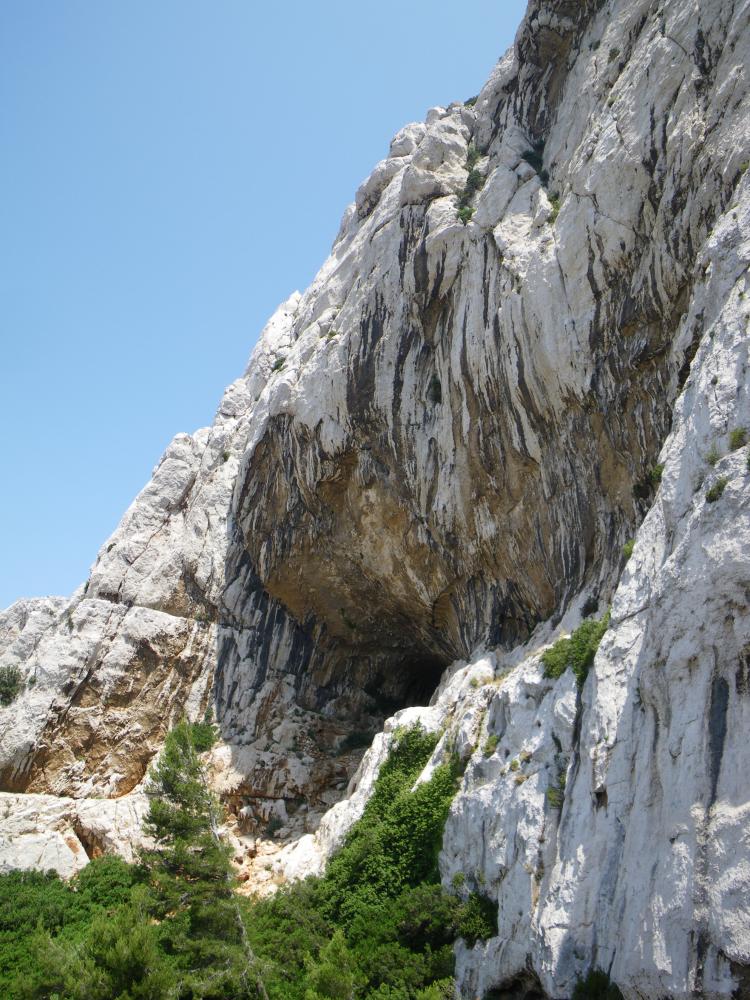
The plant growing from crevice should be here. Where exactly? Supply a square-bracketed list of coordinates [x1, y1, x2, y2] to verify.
[457, 145, 485, 223]
[541, 611, 611, 688]
[454, 892, 498, 946]
[729, 426, 748, 451]
[622, 539, 635, 561]
[466, 142, 481, 169]
[464, 95, 478, 108]
[427, 374, 443, 404]
[271, 356, 286, 373]
[706, 443, 721, 466]
[546, 766, 567, 810]
[649, 463, 664, 485]
[548, 193, 561, 223]
[483, 734, 499, 757]
[0, 665, 22, 707]
[706, 476, 729, 503]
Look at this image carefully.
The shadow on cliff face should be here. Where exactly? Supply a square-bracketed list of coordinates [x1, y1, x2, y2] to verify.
[209, 523, 452, 832]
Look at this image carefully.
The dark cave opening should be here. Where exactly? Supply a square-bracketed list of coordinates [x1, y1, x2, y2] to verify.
[362, 651, 449, 719]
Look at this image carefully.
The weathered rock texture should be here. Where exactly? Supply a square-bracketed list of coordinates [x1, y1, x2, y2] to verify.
[2, 0, 750, 996]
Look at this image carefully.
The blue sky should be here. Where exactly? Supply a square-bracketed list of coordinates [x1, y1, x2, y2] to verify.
[0, 0, 527, 609]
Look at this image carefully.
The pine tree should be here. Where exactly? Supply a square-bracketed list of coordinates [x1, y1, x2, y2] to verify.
[140, 719, 269, 1000]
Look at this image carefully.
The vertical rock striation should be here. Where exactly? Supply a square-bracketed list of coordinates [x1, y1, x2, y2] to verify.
[1, 0, 750, 995]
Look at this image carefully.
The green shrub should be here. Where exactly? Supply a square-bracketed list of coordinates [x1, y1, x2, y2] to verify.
[706, 443, 721, 466]
[729, 427, 748, 451]
[456, 148, 485, 222]
[546, 769, 566, 810]
[549, 193, 561, 223]
[572, 968, 624, 999]
[0, 859, 143, 998]
[706, 476, 729, 502]
[0, 666, 22, 707]
[464, 168, 484, 198]
[188, 713, 218, 752]
[541, 612, 610, 688]
[649, 463, 664, 485]
[622, 539, 634, 561]
[454, 892, 497, 946]
[608, 46, 621, 63]
[546, 784, 564, 810]
[483, 734, 499, 757]
[243, 724, 463, 999]
[464, 96, 478, 108]
[7, 724, 468, 1000]
[271, 356, 286, 372]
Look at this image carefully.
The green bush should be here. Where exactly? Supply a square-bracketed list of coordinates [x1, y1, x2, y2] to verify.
[463, 168, 484, 198]
[622, 539, 634, 561]
[271, 356, 286, 372]
[541, 612, 610, 688]
[548, 193, 561, 223]
[456, 146, 485, 222]
[0, 859, 143, 998]
[6, 724, 473, 1000]
[729, 427, 748, 451]
[0, 665, 22, 707]
[464, 96, 478, 108]
[188, 714, 218, 752]
[706, 477, 729, 502]
[649, 463, 664, 485]
[706, 443, 721, 466]
[243, 724, 464, 999]
[546, 769, 566, 810]
[483, 734, 499, 757]
[454, 892, 498, 946]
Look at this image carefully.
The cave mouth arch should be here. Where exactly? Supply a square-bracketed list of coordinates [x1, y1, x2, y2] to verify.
[360, 651, 451, 719]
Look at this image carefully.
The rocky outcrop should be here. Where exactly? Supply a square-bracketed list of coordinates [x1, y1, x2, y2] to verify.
[1, 0, 749, 995]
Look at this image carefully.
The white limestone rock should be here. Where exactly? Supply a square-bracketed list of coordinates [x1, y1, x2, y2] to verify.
[1, 0, 749, 996]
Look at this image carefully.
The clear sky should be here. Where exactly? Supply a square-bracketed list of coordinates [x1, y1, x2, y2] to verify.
[0, 0, 528, 609]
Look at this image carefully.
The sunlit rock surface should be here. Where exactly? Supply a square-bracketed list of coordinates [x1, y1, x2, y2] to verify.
[2, 0, 749, 995]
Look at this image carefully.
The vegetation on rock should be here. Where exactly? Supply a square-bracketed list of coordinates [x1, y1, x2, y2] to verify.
[541, 612, 610, 688]
[0, 665, 23, 706]
[1, 722, 496, 999]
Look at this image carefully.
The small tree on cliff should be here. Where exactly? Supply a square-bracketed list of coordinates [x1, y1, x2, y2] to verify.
[141, 718, 269, 1000]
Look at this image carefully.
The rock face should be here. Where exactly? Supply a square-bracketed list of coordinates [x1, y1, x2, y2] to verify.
[2, 0, 750, 996]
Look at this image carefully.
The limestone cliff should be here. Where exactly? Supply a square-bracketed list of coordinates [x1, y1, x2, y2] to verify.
[2, 0, 750, 996]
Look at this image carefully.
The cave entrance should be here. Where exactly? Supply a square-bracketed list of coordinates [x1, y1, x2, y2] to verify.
[363, 652, 447, 716]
